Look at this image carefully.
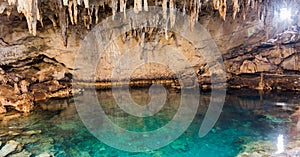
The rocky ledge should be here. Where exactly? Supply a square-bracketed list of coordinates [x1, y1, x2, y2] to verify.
[0, 55, 81, 113]
[0, 140, 53, 157]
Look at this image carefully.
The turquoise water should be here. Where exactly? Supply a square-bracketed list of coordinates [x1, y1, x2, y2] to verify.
[0, 88, 299, 157]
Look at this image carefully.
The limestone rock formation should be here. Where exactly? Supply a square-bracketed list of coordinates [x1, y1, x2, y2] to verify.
[0, 0, 299, 113]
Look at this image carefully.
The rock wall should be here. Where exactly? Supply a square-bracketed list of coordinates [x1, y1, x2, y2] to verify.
[0, 0, 300, 113]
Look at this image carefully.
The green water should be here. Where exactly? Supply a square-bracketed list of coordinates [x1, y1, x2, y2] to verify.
[0, 88, 299, 157]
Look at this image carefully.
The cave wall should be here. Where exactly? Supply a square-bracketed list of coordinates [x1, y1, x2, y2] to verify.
[0, 0, 300, 89]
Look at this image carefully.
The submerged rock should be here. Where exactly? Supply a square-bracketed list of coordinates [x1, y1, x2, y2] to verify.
[36, 152, 53, 157]
[22, 130, 42, 136]
[10, 150, 31, 157]
[0, 140, 22, 157]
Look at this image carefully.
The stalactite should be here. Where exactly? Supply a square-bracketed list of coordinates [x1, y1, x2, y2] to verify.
[123, 0, 127, 19]
[134, 0, 138, 13]
[73, 0, 78, 24]
[183, 0, 186, 15]
[170, 0, 176, 28]
[112, 0, 118, 20]
[0, 2, 7, 14]
[95, 5, 99, 23]
[257, 0, 261, 19]
[213, 0, 220, 10]
[134, 0, 142, 13]
[251, 0, 254, 9]
[48, 15, 57, 27]
[219, 0, 226, 21]
[77, 0, 81, 5]
[190, 0, 196, 31]
[63, 0, 68, 6]
[165, 23, 169, 40]
[83, 0, 89, 8]
[120, 0, 125, 12]
[138, 0, 142, 12]
[233, 0, 239, 20]
[89, 5, 94, 25]
[8, 0, 16, 5]
[141, 30, 145, 49]
[68, 0, 74, 25]
[162, 0, 168, 19]
[57, 0, 68, 46]
[242, 0, 247, 20]
[144, 0, 148, 11]
[195, 0, 201, 23]
[17, 0, 40, 36]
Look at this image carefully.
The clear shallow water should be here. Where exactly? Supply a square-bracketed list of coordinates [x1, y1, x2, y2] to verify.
[0, 88, 299, 157]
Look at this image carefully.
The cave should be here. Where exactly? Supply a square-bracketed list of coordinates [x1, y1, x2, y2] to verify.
[0, 0, 300, 156]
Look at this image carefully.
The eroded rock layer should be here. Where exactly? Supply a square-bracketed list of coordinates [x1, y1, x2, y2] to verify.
[0, 0, 300, 113]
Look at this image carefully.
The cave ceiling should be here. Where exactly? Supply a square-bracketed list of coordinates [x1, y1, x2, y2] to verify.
[0, 0, 299, 46]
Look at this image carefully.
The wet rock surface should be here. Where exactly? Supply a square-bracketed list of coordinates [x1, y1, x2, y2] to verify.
[225, 30, 300, 91]
[0, 55, 81, 113]
[0, 140, 22, 157]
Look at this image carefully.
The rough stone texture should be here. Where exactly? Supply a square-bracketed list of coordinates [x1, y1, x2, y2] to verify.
[0, 55, 80, 113]
[0, 140, 22, 157]
[10, 150, 32, 157]
[0, 0, 299, 114]
[0, 6, 299, 88]
[36, 152, 53, 157]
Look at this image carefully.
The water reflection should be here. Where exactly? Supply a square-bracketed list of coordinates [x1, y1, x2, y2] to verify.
[0, 88, 299, 156]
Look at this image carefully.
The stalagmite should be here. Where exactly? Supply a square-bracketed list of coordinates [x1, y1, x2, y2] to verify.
[170, 0, 176, 28]
[213, 0, 220, 10]
[233, 0, 239, 20]
[162, 0, 168, 19]
[219, 0, 226, 21]
[144, 0, 148, 11]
